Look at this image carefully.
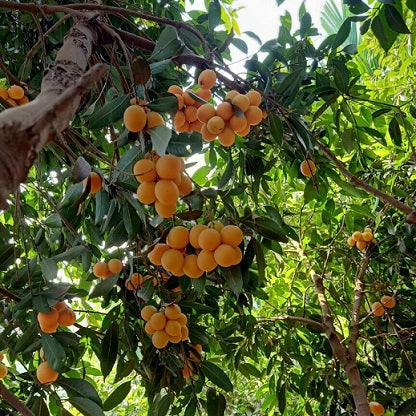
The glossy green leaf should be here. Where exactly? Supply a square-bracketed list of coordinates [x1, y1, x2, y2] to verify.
[222, 266, 243, 297]
[68, 397, 105, 416]
[389, 116, 402, 146]
[269, 113, 283, 145]
[332, 19, 351, 50]
[150, 26, 184, 60]
[202, 362, 233, 392]
[150, 125, 172, 156]
[58, 378, 102, 406]
[207, 388, 226, 416]
[100, 322, 119, 379]
[102, 381, 131, 411]
[384, 5, 410, 34]
[41, 333, 65, 372]
[89, 95, 129, 129]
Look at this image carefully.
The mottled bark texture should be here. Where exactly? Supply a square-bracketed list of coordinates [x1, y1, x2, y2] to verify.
[0, 17, 108, 208]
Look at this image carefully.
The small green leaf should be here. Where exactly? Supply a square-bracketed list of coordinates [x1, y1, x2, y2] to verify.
[136, 278, 154, 302]
[156, 395, 172, 416]
[202, 362, 233, 392]
[389, 116, 402, 146]
[218, 157, 234, 189]
[89, 95, 129, 129]
[277, 382, 287, 414]
[384, 5, 410, 34]
[113, 145, 140, 180]
[207, 388, 226, 416]
[41, 334, 65, 372]
[222, 266, 243, 297]
[332, 19, 351, 50]
[407, 0, 416, 11]
[147, 95, 178, 112]
[208, 0, 221, 30]
[53, 246, 85, 262]
[255, 217, 288, 243]
[269, 113, 283, 145]
[150, 125, 172, 156]
[89, 274, 118, 299]
[151, 26, 184, 60]
[68, 397, 105, 416]
[41, 258, 58, 282]
[102, 381, 131, 411]
[58, 378, 102, 406]
[71, 157, 91, 183]
[252, 239, 265, 282]
[100, 322, 119, 379]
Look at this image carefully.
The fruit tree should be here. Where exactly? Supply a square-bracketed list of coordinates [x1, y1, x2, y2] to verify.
[0, 0, 415, 415]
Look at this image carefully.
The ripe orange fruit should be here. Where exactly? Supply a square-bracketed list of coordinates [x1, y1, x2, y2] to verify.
[371, 302, 385, 317]
[165, 304, 182, 320]
[207, 116, 225, 135]
[198, 228, 221, 251]
[181, 325, 189, 341]
[93, 262, 109, 278]
[216, 102, 233, 121]
[352, 231, 363, 241]
[167, 226, 189, 249]
[177, 313, 188, 327]
[144, 321, 156, 335]
[356, 240, 367, 251]
[165, 320, 181, 337]
[183, 254, 204, 278]
[149, 312, 167, 331]
[148, 243, 170, 266]
[197, 103, 216, 123]
[145, 150, 160, 162]
[218, 127, 235, 147]
[123, 105, 147, 132]
[189, 119, 203, 133]
[137, 181, 157, 205]
[189, 224, 208, 249]
[54, 301, 68, 313]
[174, 110, 186, 128]
[221, 225, 243, 246]
[17, 95, 29, 105]
[161, 249, 184, 272]
[154, 180, 179, 205]
[108, 259, 123, 274]
[141, 305, 157, 321]
[235, 123, 251, 137]
[362, 232, 373, 242]
[184, 105, 198, 123]
[8, 85, 24, 100]
[83, 172, 102, 194]
[197, 250, 218, 272]
[183, 91, 196, 106]
[380, 295, 396, 309]
[58, 308, 76, 327]
[168, 85, 183, 95]
[152, 330, 169, 349]
[37, 309, 59, 329]
[232, 94, 250, 112]
[245, 106, 263, 125]
[196, 88, 211, 101]
[36, 361, 59, 384]
[201, 123, 217, 141]
[229, 115, 247, 132]
[369, 401, 385, 416]
[175, 93, 184, 110]
[198, 69, 216, 89]
[347, 237, 356, 247]
[0, 364, 7, 378]
[246, 90, 262, 106]
[178, 174, 193, 196]
[156, 155, 182, 180]
[300, 159, 316, 177]
[169, 333, 182, 343]
[225, 90, 239, 101]
[125, 273, 143, 291]
[214, 244, 238, 267]
[155, 201, 177, 218]
[0, 87, 8, 99]
[133, 159, 157, 183]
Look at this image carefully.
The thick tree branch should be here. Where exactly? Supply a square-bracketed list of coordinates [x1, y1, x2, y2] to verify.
[0, 382, 34, 416]
[0, 287, 20, 301]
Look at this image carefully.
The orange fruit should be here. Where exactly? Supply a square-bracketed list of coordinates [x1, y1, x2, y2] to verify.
[190, 119, 203, 132]
[235, 123, 250, 137]
[347, 237, 356, 247]
[37, 309, 59, 329]
[369, 401, 385, 416]
[216, 102, 233, 121]
[17, 95, 29, 105]
[137, 181, 157, 205]
[300, 159, 316, 177]
[58, 308, 76, 327]
[152, 330, 169, 349]
[169, 333, 182, 343]
[229, 115, 247, 132]
[8, 85, 24, 100]
[362, 232, 373, 242]
[123, 105, 147, 132]
[245, 106, 263, 125]
[233, 247, 243, 265]
[170, 267, 185, 277]
[232, 94, 250, 112]
[148, 243, 170, 266]
[196, 88, 211, 101]
[144, 321, 156, 335]
[207, 116, 225, 135]
[165, 303, 182, 320]
[107, 259, 123, 274]
[154, 180, 179, 205]
[0, 87, 8, 99]
[246, 90, 262, 106]
[214, 244, 238, 267]
[184, 105, 198, 123]
[198, 69, 216, 89]
[371, 302, 385, 317]
[380, 295, 396, 309]
[201, 123, 217, 141]
[167, 226, 189, 249]
[225, 90, 239, 101]
[0, 364, 7, 378]
[352, 231, 363, 241]
[149, 311, 167, 331]
[189, 224, 208, 249]
[356, 240, 367, 251]
[183, 91, 196, 106]
[178, 174, 193, 196]
[165, 320, 182, 337]
[190, 344, 203, 354]
[155, 201, 177, 218]
[54, 301, 68, 313]
[175, 93, 184, 110]
[156, 155, 182, 180]
[198, 228, 221, 251]
[161, 249, 184, 272]
[197, 103, 216, 123]
[36, 361, 59, 384]
[133, 159, 157, 183]
[83, 172, 102, 194]
[174, 110, 186, 128]
[183, 254, 204, 278]
[218, 127, 235, 147]
[141, 305, 157, 321]
[221, 225, 243, 246]
[182, 365, 194, 378]
[93, 262, 109, 278]
[145, 150, 160, 162]
[168, 85, 183, 95]
[125, 272, 143, 291]
[197, 250, 218, 272]
[212, 221, 224, 232]
[181, 326, 189, 341]
[177, 313, 188, 327]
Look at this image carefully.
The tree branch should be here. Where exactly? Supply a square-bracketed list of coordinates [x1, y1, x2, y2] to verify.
[258, 315, 324, 330]
[0, 382, 34, 416]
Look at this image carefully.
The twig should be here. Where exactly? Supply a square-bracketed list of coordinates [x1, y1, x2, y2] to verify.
[0, 382, 34, 416]
[258, 315, 324, 330]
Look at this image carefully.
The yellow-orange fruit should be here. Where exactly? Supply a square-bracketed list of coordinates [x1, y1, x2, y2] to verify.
[40, 319, 59, 334]
[37, 309, 59, 329]
[182, 365, 194, 378]
[133, 159, 157, 183]
[167, 226, 189, 249]
[54, 301, 67, 313]
[170, 267, 184, 277]
[245, 106, 263, 125]
[176, 121, 190, 133]
[129, 97, 148, 106]
[197, 250, 218, 272]
[93, 262, 109, 278]
[36, 361, 59, 384]
[0, 351, 4, 362]
[201, 124, 217, 141]
[152, 330, 169, 349]
[232, 94, 250, 112]
[144, 321, 156, 335]
[148, 243, 170, 266]
[347, 237, 356, 247]
[175, 93, 184, 110]
[369, 401, 385, 416]
[0, 364, 7, 378]
[8, 85, 24, 100]
[181, 325, 189, 341]
[108, 259, 123, 274]
[17, 95, 29, 105]
[183, 254, 204, 278]
[161, 249, 184, 272]
[123, 105, 147, 132]
[229, 115, 247, 132]
[58, 308, 76, 327]
[214, 244, 238, 267]
[155, 201, 177, 218]
[246, 90, 262, 106]
[149, 311, 167, 331]
[372, 302, 385, 317]
[145, 150, 160, 162]
[189, 119, 203, 133]
[165, 304, 182, 320]
[216, 102, 233, 121]
[83, 172, 102, 194]
[168, 85, 183, 95]
[146, 111, 164, 129]
[198, 69, 216, 89]
[380, 295, 396, 309]
[197, 103, 216, 123]
[165, 320, 181, 337]
[362, 232, 373, 242]
[125, 273, 143, 291]
[198, 228, 221, 251]
[155, 180, 179, 205]
[232, 247, 243, 265]
[183, 91, 196, 106]
[141, 305, 157, 321]
[190, 344, 203, 354]
[156, 155, 182, 180]
[300, 159, 316, 177]
[177, 313, 188, 327]
[218, 127, 235, 147]
[184, 105, 198, 123]
[235, 123, 250, 137]
[174, 110, 186, 128]
[221, 225, 243, 246]
[212, 221, 224, 232]
[137, 181, 157, 205]
[262, 110, 268, 119]
[364, 227, 372, 234]
[169, 333, 182, 343]
[196, 88, 211, 101]
[352, 231, 363, 241]
[356, 240, 367, 251]
[189, 224, 208, 249]
[173, 172, 182, 186]
[207, 116, 225, 135]
[0, 87, 8, 99]
[6, 98, 17, 107]
[225, 90, 239, 101]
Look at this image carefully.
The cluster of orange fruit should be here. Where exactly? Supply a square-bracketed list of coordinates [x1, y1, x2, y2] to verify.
[371, 295, 396, 317]
[123, 98, 164, 133]
[134, 153, 192, 218]
[82, 172, 103, 194]
[0, 351, 7, 379]
[369, 401, 385, 415]
[347, 228, 376, 250]
[147, 223, 243, 278]
[125, 272, 150, 291]
[0, 84, 29, 107]
[92, 258, 123, 280]
[36, 349, 59, 384]
[169, 69, 216, 134]
[37, 301, 77, 334]
[141, 304, 188, 349]
[182, 343, 203, 378]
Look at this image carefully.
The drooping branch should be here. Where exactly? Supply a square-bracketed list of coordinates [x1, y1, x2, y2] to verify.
[0, 382, 34, 416]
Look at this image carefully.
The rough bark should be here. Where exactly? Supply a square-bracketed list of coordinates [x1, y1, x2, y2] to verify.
[0, 14, 108, 209]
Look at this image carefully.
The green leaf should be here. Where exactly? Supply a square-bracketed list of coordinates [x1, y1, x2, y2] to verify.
[407, 0, 416, 11]
[89, 274, 118, 299]
[201, 362, 233, 392]
[384, 5, 410, 34]
[255, 217, 289, 243]
[150, 59, 172, 75]
[44, 213, 62, 228]
[388, 116, 402, 146]
[41, 334, 65, 372]
[15, 323, 38, 353]
[184, 399, 197, 416]
[332, 19, 351, 50]
[41, 258, 58, 282]
[396, 398, 416, 415]
[100, 322, 119, 379]
[277, 382, 287, 414]
[58, 378, 102, 406]
[371, 13, 396, 52]
[113, 145, 140, 180]
[207, 388, 226, 416]
[341, 128, 355, 153]
[89, 95, 129, 129]
[147, 95, 178, 112]
[218, 157, 234, 189]
[150, 26, 184, 60]
[31, 397, 49, 416]
[239, 362, 262, 378]
[136, 277, 154, 302]
[300, 13, 311, 38]
[252, 238, 265, 282]
[53, 246, 85, 262]
[71, 156, 91, 183]
[269, 113, 283, 145]
[222, 266, 243, 297]
[156, 395, 171, 416]
[102, 381, 131, 411]
[150, 125, 172, 156]
[68, 397, 105, 416]
[0, 244, 17, 269]
[208, 0, 221, 30]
